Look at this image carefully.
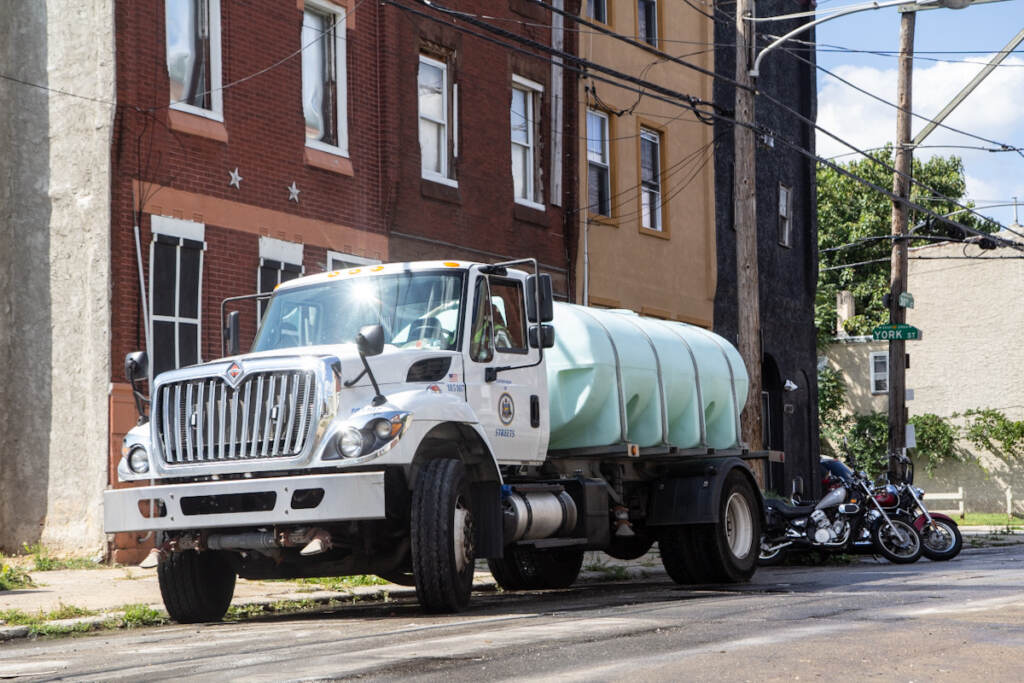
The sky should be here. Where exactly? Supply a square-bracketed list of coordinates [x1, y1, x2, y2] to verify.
[808, 0, 1024, 231]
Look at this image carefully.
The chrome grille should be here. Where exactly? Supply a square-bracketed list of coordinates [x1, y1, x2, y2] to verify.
[156, 370, 317, 464]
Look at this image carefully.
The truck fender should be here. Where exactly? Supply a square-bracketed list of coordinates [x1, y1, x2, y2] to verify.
[646, 458, 764, 526]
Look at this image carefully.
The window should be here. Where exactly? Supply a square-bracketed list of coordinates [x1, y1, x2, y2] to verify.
[778, 184, 793, 247]
[511, 75, 544, 208]
[469, 277, 528, 362]
[258, 237, 304, 319]
[640, 127, 662, 231]
[587, 109, 611, 216]
[870, 351, 889, 394]
[418, 54, 458, 184]
[327, 251, 381, 271]
[302, 1, 348, 154]
[638, 0, 657, 46]
[150, 216, 206, 377]
[587, 0, 607, 23]
[165, 0, 222, 117]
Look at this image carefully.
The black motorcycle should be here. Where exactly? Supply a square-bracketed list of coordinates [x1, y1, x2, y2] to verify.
[759, 460, 922, 565]
[884, 455, 963, 561]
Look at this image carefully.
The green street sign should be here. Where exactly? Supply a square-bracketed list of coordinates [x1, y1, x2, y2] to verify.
[872, 323, 922, 341]
[899, 292, 915, 309]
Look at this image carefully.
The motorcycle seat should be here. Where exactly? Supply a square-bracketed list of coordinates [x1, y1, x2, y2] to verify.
[766, 500, 819, 519]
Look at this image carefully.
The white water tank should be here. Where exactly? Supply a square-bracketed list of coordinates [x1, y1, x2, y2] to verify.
[546, 304, 748, 451]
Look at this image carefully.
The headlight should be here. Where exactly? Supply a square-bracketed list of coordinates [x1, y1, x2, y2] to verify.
[338, 427, 368, 458]
[127, 446, 150, 474]
[326, 412, 410, 461]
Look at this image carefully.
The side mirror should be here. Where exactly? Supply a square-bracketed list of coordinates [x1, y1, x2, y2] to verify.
[528, 324, 555, 349]
[356, 324, 385, 357]
[225, 311, 240, 356]
[526, 274, 554, 323]
[125, 351, 149, 382]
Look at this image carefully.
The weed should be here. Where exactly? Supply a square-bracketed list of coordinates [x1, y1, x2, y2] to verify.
[289, 574, 390, 591]
[47, 604, 98, 620]
[117, 604, 167, 628]
[225, 603, 267, 620]
[22, 543, 103, 572]
[0, 563, 33, 591]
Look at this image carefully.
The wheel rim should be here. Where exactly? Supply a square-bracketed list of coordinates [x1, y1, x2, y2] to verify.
[453, 497, 474, 573]
[882, 521, 919, 557]
[725, 492, 754, 559]
[923, 521, 955, 553]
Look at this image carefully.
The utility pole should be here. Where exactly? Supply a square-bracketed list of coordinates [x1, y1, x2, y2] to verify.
[734, 0, 762, 450]
[888, 9, 915, 481]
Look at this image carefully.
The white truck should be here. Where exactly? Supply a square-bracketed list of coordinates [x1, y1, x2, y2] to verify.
[106, 259, 763, 620]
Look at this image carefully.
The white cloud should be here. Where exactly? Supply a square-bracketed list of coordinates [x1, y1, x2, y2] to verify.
[816, 55, 1024, 227]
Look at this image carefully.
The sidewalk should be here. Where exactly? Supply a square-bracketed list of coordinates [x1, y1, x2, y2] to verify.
[0, 551, 664, 642]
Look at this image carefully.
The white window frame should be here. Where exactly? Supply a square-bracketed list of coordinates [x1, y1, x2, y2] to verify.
[778, 184, 793, 247]
[511, 74, 544, 210]
[258, 237, 305, 318]
[149, 216, 206, 375]
[327, 250, 382, 271]
[640, 127, 662, 231]
[303, 0, 349, 157]
[418, 54, 457, 187]
[870, 351, 889, 395]
[166, 0, 223, 121]
[587, 108, 611, 216]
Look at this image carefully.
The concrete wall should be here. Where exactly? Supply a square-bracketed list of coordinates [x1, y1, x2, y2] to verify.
[0, 0, 115, 554]
[826, 338, 888, 417]
[574, 2, 717, 324]
[905, 241, 1024, 513]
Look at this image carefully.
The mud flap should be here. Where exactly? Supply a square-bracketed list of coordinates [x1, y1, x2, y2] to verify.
[646, 459, 762, 526]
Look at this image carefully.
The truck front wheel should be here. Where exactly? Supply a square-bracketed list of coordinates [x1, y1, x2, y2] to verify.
[411, 458, 476, 612]
[157, 550, 236, 623]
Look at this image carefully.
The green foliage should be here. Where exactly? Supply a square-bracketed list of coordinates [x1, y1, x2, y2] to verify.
[909, 413, 962, 473]
[817, 366, 846, 426]
[816, 147, 998, 344]
[116, 604, 167, 628]
[0, 563, 33, 591]
[959, 408, 1024, 460]
[22, 543, 103, 571]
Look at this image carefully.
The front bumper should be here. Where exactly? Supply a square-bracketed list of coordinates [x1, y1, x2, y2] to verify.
[103, 471, 386, 533]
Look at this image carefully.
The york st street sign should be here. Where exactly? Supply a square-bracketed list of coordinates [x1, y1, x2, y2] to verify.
[872, 323, 922, 341]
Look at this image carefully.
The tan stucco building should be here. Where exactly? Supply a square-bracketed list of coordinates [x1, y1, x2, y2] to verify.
[576, 1, 716, 324]
[826, 239, 1024, 512]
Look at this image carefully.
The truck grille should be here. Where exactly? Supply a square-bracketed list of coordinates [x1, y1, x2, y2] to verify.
[155, 370, 318, 464]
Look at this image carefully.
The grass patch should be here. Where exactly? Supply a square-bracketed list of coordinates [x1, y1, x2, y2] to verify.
[957, 513, 1024, 528]
[0, 563, 33, 591]
[284, 575, 391, 592]
[22, 543, 103, 572]
[0, 603, 98, 627]
[116, 604, 167, 628]
[225, 598, 330, 621]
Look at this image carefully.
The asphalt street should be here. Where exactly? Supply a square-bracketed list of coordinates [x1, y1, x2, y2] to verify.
[2, 544, 1023, 681]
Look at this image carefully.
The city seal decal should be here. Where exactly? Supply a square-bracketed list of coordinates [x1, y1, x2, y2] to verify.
[498, 392, 515, 425]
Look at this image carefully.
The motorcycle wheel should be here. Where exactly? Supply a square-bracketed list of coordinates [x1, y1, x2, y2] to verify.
[871, 518, 923, 564]
[920, 518, 963, 561]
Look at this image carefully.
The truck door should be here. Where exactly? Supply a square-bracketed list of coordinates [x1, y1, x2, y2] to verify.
[462, 271, 546, 464]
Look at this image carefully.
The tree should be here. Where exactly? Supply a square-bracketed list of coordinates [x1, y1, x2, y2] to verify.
[815, 146, 997, 347]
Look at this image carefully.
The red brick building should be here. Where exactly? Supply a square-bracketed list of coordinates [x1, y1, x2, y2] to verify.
[107, 0, 575, 560]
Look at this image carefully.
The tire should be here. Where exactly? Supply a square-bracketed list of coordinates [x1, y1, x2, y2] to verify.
[702, 471, 761, 583]
[157, 550, 236, 624]
[411, 458, 475, 612]
[659, 525, 704, 584]
[871, 518, 923, 564]
[488, 546, 584, 590]
[605, 533, 654, 561]
[919, 518, 963, 561]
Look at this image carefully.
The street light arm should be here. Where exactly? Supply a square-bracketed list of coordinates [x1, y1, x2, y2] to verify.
[750, 0, 910, 77]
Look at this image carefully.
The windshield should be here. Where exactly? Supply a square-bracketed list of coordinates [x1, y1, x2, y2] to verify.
[251, 270, 465, 352]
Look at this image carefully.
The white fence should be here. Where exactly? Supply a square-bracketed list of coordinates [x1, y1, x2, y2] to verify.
[927, 487, 965, 519]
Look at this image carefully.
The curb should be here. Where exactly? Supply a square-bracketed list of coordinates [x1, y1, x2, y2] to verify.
[0, 563, 666, 642]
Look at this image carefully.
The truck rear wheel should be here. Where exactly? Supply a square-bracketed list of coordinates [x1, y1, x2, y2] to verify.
[157, 550, 236, 624]
[411, 458, 475, 612]
[488, 546, 584, 590]
[660, 471, 760, 584]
